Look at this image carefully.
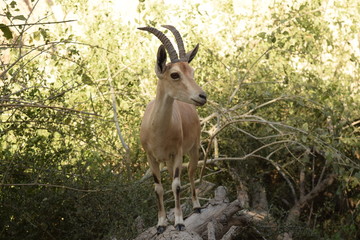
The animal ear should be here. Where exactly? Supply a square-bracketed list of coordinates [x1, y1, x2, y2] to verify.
[186, 43, 199, 63]
[156, 44, 167, 73]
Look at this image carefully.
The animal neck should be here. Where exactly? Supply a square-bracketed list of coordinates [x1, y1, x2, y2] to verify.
[150, 82, 176, 132]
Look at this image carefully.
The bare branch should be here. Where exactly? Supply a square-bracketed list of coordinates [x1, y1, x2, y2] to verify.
[0, 103, 101, 116]
[1, 41, 62, 79]
[228, 46, 274, 103]
[106, 61, 132, 179]
[286, 174, 336, 223]
[1, 20, 77, 28]
[0, 183, 109, 193]
[266, 149, 298, 203]
[299, 169, 305, 199]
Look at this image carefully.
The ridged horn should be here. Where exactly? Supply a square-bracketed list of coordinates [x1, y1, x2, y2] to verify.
[138, 26, 179, 63]
[161, 25, 186, 61]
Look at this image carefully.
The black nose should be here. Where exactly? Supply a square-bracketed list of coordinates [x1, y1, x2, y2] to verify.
[199, 93, 207, 101]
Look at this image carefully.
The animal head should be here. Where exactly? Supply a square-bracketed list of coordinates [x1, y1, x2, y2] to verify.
[138, 25, 207, 106]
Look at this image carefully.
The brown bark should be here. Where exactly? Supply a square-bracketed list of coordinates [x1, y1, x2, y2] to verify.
[286, 174, 336, 223]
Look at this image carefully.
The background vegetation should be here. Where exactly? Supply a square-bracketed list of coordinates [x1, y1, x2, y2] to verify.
[1, 0, 359, 239]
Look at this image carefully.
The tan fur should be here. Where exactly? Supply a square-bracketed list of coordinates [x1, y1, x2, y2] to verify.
[140, 61, 206, 230]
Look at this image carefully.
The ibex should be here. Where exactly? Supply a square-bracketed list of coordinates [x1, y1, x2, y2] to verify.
[139, 25, 207, 233]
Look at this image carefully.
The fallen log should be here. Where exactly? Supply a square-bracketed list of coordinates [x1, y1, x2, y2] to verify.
[134, 186, 271, 240]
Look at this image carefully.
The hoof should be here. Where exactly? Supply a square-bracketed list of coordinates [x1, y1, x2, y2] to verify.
[175, 223, 186, 231]
[193, 208, 201, 214]
[156, 226, 166, 234]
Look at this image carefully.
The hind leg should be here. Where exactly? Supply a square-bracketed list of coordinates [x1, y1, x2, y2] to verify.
[188, 147, 201, 212]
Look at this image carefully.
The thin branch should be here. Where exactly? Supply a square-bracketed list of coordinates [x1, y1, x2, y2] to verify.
[0, 103, 101, 116]
[106, 61, 132, 179]
[244, 96, 287, 115]
[0, 183, 109, 193]
[1, 20, 77, 28]
[228, 46, 274, 103]
[199, 114, 308, 182]
[299, 169, 305, 199]
[231, 125, 289, 141]
[1, 41, 61, 79]
[265, 150, 298, 203]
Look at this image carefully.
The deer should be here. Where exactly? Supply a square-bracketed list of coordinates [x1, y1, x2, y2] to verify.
[138, 25, 207, 234]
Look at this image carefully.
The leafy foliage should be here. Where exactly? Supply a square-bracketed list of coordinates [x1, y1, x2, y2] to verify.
[0, 0, 359, 239]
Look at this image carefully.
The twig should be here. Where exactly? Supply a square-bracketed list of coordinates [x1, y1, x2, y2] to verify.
[1, 41, 61, 79]
[299, 169, 305, 199]
[245, 96, 287, 115]
[0, 183, 109, 192]
[1, 20, 77, 28]
[231, 125, 289, 141]
[228, 46, 274, 103]
[266, 149, 298, 203]
[199, 113, 306, 182]
[0, 103, 101, 116]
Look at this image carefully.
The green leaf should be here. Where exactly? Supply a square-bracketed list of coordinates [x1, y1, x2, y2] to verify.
[299, 3, 307, 11]
[64, 117, 71, 125]
[82, 73, 93, 85]
[0, 24, 13, 40]
[5, 11, 12, 20]
[33, 31, 40, 41]
[13, 15, 27, 21]
[10, 1, 17, 8]
[258, 32, 266, 39]
[267, 35, 276, 43]
[39, 28, 49, 39]
[350, 54, 357, 62]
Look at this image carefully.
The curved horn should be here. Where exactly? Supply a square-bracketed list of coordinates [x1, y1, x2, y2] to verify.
[138, 26, 179, 63]
[162, 25, 186, 61]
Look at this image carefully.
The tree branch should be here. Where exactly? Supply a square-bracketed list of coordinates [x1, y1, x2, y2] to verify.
[106, 61, 132, 179]
[0, 183, 109, 193]
[0, 103, 101, 116]
[1, 20, 77, 28]
[286, 174, 336, 223]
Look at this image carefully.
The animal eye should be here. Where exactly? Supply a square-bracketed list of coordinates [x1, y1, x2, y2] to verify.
[170, 73, 180, 79]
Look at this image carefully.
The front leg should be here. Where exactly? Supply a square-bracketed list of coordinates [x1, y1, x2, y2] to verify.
[171, 155, 185, 231]
[148, 156, 167, 234]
